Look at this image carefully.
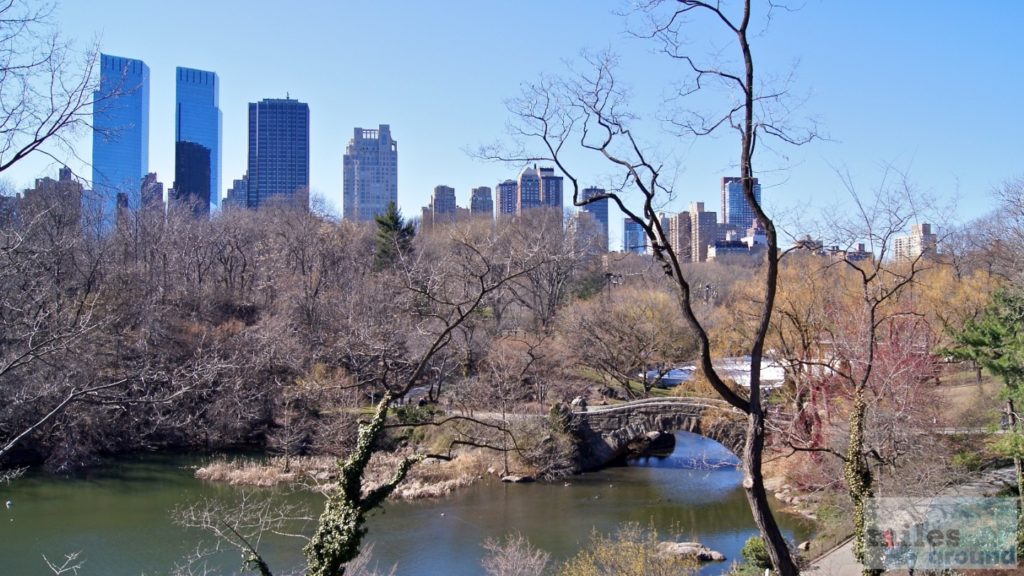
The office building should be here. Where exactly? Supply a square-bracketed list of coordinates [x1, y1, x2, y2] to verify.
[721, 176, 762, 230]
[623, 218, 647, 254]
[140, 172, 164, 213]
[172, 141, 210, 215]
[343, 124, 397, 221]
[424, 185, 457, 228]
[894, 223, 938, 261]
[690, 202, 718, 262]
[517, 165, 542, 214]
[667, 210, 692, 262]
[496, 179, 517, 217]
[470, 186, 493, 218]
[581, 186, 609, 252]
[539, 167, 563, 210]
[246, 97, 310, 209]
[225, 173, 248, 209]
[175, 67, 221, 213]
[91, 54, 150, 230]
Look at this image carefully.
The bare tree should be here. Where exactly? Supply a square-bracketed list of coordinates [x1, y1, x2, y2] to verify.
[486, 2, 814, 572]
[0, 0, 100, 173]
[481, 532, 550, 576]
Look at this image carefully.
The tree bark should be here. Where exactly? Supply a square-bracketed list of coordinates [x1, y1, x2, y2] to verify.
[743, 406, 799, 576]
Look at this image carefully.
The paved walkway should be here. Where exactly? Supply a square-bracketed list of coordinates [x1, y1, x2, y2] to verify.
[803, 467, 1018, 575]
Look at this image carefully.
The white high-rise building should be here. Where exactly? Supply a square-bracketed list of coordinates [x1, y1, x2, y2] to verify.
[343, 124, 398, 221]
[894, 223, 937, 261]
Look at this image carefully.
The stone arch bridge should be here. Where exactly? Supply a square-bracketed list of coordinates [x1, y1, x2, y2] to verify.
[570, 397, 748, 471]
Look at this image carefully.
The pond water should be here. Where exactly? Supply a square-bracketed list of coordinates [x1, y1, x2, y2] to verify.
[0, 433, 811, 575]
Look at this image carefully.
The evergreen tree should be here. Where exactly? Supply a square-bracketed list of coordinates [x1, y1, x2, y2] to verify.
[374, 201, 415, 270]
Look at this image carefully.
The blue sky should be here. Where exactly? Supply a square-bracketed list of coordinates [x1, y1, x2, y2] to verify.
[6, 1, 1023, 243]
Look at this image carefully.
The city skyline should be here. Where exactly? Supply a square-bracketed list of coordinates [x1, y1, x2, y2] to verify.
[5, 1, 1023, 244]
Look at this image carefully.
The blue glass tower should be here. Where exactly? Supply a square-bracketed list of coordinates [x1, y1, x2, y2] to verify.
[581, 186, 609, 251]
[247, 98, 309, 209]
[720, 176, 762, 230]
[176, 67, 221, 213]
[91, 54, 149, 230]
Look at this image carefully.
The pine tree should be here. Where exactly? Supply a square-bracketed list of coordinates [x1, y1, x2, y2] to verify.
[373, 201, 415, 270]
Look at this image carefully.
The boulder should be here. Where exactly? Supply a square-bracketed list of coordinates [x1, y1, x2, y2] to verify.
[798, 541, 811, 551]
[657, 541, 726, 562]
[500, 474, 535, 483]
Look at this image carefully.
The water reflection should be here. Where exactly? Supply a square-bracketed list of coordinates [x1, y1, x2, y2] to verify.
[0, 433, 809, 576]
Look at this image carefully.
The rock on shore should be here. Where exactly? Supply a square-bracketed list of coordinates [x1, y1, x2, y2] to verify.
[657, 541, 726, 562]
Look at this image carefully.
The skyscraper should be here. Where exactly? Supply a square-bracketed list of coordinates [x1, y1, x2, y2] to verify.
[581, 186, 609, 252]
[247, 97, 310, 209]
[624, 218, 647, 254]
[172, 141, 211, 215]
[343, 124, 398, 221]
[720, 176, 762, 230]
[539, 167, 563, 210]
[431, 185, 456, 224]
[175, 67, 221, 213]
[470, 186, 493, 218]
[894, 223, 938, 261]
[690, 202, 718, 263]
[517, 166, 541, 214]
[91, 54, 150, 230]
[496, 179, 517, 217]
[668, 210, 692, 262]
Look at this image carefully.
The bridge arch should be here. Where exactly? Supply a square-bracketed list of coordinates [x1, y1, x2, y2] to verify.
[569, 398, 747, 472]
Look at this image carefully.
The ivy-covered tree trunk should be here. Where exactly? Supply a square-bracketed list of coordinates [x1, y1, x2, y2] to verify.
[845, 389, 882, 576]
[305, 394, 421, 576]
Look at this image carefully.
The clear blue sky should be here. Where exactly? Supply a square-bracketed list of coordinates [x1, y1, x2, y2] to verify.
[6, 1, 1023, 243]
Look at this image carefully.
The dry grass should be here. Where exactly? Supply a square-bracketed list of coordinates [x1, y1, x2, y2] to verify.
[195, 448, 513, 500]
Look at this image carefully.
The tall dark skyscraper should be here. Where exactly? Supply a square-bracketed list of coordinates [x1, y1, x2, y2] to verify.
[175, 67, 221, 213]
[343, 124, 398, 221]
[623, 218, 647, 254]
[517, 166, 541, 214]
[431, 185, 456, 223]
[720, 176, 761, 230]
[172, 141, 211, 215]
[470, 186, 493, 218]
[581, 186, 609, 252]
[496, 179, 517, 217]
[539, 167, 563, 210]
[247, 98, 310, 209]
[91, 54, 149, 230]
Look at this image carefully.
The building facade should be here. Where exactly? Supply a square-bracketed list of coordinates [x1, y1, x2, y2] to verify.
[470, 186, 493, 218]
[667, 210, 692, 262]
[517, 166, 542, 214]
[623, 218, 647, 254]
[427, 185, 457, 227]
[343, 124, 398, 221]
[581, 186, 609, 252]
[690, 202, 718, 262]
[496, 179, 517, 217]
[246, 98, 310, 209]
[720, 176, 762, 230]
[894, 223, 938, 261]
[175, 67, 221, 213]
[91, 54, 150, 230]
[172, 141, 211, 215]
[539, 167, 563, 210]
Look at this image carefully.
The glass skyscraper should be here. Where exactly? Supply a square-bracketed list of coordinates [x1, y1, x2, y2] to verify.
[91, 54, 149, 230]
[720, 176, 762, 230]
[247, 98, 310, 209]
[581, 186, 609, 251]
[175, 67, 221, 213]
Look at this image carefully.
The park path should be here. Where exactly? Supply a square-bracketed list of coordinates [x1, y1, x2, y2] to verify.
[803, 467, 1018, 575]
